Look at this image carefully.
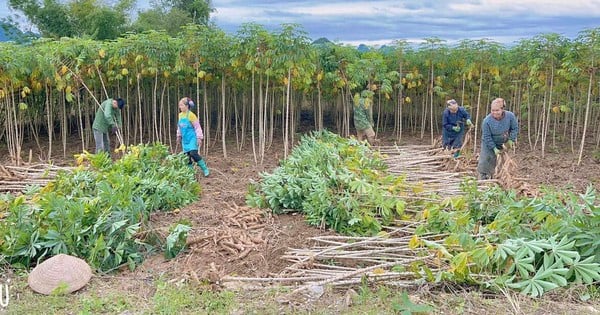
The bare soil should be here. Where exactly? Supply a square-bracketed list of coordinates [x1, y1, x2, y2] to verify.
[2, 131, 600, 314]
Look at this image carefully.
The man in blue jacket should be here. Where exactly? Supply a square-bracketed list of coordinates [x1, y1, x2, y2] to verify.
[442, 99, 472, 155]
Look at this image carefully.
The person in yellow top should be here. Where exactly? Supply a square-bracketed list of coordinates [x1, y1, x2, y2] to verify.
[176, 97, 209, 177]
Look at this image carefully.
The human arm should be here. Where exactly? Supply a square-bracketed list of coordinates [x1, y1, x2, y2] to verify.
[189, 112, 204, 146]
[442, 110, 455, 131]
[481, 119, 497, 151]
[460, 107, 472, 126]
[102, 99, 116, 127]
[508, 111, 519, 142]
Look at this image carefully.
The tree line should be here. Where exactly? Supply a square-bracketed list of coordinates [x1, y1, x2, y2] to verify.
[2, 0, 212, 40]
[0, 23, 599, 165]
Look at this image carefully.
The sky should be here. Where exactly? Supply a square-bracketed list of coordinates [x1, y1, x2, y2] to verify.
[1, 0, 600, 46]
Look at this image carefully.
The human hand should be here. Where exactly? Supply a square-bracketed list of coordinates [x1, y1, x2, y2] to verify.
[493, 147, 501, 156]
[466, 119, 472, 126]
[505, 139, 514, 149]
[452, 125, 461, 132]
[197, 138, 202, 149]
[111, 126, 118, 134]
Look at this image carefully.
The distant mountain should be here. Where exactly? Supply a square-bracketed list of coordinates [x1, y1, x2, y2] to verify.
[0, 22, 35, 42]
[312, 37, 333, 46]
[357, 44, 370, 53]
[0, 24, 11, 41]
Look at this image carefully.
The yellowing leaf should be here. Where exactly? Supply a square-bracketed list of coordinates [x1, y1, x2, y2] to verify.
[422, 208, 429, 220]
[411, 182, 424, 194]
[121, 68, 129, 76]
[99, 49, 106, 58]
[409, 235, 421, 249]
[376, 231, 389, 238]
[372, 268, 386, 275]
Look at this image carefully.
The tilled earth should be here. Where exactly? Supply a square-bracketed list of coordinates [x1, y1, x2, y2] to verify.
[3, 133, 600, 314]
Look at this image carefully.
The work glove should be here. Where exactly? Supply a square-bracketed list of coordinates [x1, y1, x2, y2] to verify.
[493, 147, 501, 156]
[505, 139, 514, 149]
[111, 126, 118, 134]
[452, 125, 461, 132]
[466, 119, 473, 126]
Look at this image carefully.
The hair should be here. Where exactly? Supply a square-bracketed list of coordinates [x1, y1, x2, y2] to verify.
[181, 97, 195, 109]
[491, 98, 505, 109]
[116, 98, 126, 109]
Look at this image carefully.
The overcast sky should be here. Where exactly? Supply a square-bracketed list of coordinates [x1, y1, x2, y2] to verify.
[2, 0, 599, 46]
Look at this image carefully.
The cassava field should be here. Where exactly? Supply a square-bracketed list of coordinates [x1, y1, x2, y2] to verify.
[2, 27, 600, 314]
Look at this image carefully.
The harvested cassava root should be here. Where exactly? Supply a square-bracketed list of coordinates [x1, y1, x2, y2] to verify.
[185, 202, 270, 262]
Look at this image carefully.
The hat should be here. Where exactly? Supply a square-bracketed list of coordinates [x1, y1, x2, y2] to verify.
[447, 99, 458, 106]
[116, 98, 126, 109]
[28, 254, 93, 295]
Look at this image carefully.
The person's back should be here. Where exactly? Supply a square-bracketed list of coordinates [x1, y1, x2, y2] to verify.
[353, 90, 376, 144]
[92, 98, 124, 153]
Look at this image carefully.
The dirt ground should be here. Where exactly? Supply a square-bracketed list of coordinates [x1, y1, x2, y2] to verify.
[2, 131, 600, 313]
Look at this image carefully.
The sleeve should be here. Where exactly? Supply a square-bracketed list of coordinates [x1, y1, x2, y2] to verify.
[103, 99, 116, 126]
[189, 112, 204, 140]
[367, 100, 374, 126]
[460, 107, 471, 121]
[117, 109, 123, 128]
[481, 119, 497, 151]
[508, 112, 519, 141]
[442, 110, 453, 131]
[176, 115, 181, 138]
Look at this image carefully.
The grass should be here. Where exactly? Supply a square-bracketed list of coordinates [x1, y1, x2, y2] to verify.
[3, 275, 236, 315]
[3, 272, 600, 314]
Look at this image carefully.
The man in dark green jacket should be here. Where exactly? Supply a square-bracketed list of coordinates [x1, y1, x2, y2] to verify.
[353, 89, 376, 145]
[92, 98, 125, 153]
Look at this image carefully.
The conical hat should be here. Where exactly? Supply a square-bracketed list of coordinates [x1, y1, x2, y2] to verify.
[28, 254, 93, 295]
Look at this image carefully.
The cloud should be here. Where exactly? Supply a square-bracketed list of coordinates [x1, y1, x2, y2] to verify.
[211, 0, 600, 46]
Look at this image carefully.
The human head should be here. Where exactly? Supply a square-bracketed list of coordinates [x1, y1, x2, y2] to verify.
[490, 98, 505, 120]
[117, 98, 125, 109]
[178, 97, 195, 112]
[446, 99, 459, 113]
[112, 98, 125, 109]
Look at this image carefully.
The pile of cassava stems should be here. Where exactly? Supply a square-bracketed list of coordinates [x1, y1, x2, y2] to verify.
[221, 141, 535, 293]
[0, 164, 68, 193]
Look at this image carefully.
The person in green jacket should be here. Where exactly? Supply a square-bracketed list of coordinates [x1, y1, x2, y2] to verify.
[353, 89, 376, 145]
[92, 98, 125, 153]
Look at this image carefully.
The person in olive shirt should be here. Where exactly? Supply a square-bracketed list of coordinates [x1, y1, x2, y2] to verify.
[92, 98, 125, 153]
[353, 89, 376, 145]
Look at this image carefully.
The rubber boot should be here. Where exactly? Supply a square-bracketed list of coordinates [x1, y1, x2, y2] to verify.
[197, 159, 210, 177]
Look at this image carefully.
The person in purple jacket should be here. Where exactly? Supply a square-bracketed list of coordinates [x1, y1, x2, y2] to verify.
[477, 98, 519, 179]
[442, 99, 472, 155]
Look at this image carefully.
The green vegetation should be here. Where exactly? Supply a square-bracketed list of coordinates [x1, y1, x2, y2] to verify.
[247, 130, 412, 234]
[248, 132, 600, 297]
[0, 143, 198, 271]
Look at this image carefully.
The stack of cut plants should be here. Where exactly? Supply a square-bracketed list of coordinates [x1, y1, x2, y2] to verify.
[0, 143, 198, 272]
[239, 131, 600, 298]
[376, 143, 477, 196]
[0, 164, 69, 193]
